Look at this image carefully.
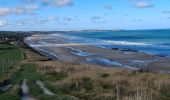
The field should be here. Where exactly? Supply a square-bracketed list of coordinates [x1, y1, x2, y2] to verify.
[0, 42, 170, 100]
[0, 43, 24, 82]
[0, 43, 23, 100]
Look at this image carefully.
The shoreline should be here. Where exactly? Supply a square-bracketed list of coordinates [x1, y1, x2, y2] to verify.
[24, 35, 170, 73]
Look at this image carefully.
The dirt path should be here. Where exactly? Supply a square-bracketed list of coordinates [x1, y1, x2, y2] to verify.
[20, 79, 36, 100]
[36, 80, 54, 96]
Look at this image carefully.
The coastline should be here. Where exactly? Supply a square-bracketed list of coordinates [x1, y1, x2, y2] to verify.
[24, 34, 170, 73]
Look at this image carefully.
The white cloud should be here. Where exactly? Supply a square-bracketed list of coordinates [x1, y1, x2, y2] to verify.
[0, 8, 10, 16]
[42, 0, 73, 7]
[20, 0, 36, 2]
[0, 4, 39, 16]
[39, 16, 59, 23]
[0, 20, 6, 27]
[47, 16, 59, 21]
[24, 4, 39, 10]
[16, 18, 38, 25]
[133, 0, 154, 8]
[129, 0, 154, 8]
[21, 0, 74, 7]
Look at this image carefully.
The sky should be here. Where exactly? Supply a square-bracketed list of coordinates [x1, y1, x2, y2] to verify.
[0, 0, 170, 31]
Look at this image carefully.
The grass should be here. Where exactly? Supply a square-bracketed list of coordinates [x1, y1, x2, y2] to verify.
[0, 84, 20, 100]
[0, 43, 24, 81]
[36, 61, 170, 100]
[0, 43, 23, 100]
[14, 63, 78, 100]
[0, 43, 23, 60]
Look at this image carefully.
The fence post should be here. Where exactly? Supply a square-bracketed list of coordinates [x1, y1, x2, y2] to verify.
[117, 83, 122, 100]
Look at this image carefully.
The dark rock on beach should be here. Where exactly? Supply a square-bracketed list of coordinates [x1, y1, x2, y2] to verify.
[122, 48, 138, 52]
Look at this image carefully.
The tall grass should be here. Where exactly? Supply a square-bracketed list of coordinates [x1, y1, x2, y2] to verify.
[36, 61, 170, 100]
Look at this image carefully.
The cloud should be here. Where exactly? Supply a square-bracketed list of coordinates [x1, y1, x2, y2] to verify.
[20, 0, 36, 2]
[21, 0, 74, 7]
[90, 16, 106, 23]
[15, 17, 40, 26]
[0, 4, 39, 16]
[91, 16, 101, 20]
[40, 16, 59, 23]
[63, 17, 74, 22]
[0, 8, 10, 16]
[162, 11, 170, 14]
[136, 1, 153, 8]
[22, 4, 39, 10]
[16, 19, 36, 25]
[132, 19, 142, 22]
[0, 20, 7, 27]
[130, 0, 154, 8]
[103, 5, 112, 10]
[42, 0, 73, 7]
[48, 16, 59, 20]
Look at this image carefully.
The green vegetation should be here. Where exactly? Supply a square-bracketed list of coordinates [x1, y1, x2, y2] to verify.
[0, 43, 23, 100]
[0, 43, 23, 60]
[36, 61, 170, 100]
[43, 72, 67, 82]
[13, 63, 78, 100]
[0, 43, 23, 81]
[0, 85, 20, 100]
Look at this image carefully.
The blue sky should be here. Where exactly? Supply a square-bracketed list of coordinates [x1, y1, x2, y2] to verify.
[0, 0, 170, 31]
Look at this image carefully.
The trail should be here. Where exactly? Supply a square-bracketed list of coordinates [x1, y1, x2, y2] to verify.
[0, 84, 12, 92]
[20, 79, 36, 100]
[36, 80, 54, 96]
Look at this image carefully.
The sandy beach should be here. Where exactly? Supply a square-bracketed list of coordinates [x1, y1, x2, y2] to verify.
[24, 34, 170, 73]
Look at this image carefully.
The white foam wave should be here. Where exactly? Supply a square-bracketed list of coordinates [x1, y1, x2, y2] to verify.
[103, 40, 151, 46]
[51, 34, 153, 46]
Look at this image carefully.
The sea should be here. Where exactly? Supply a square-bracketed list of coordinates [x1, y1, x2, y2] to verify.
[55, 29, 170, 57]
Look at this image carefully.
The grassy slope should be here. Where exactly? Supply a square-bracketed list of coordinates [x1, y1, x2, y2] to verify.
[36, 61, 170, 100]
[0, 43, 23, 100]
[0, 43, 23, 60]
[0, 43, 23, 79]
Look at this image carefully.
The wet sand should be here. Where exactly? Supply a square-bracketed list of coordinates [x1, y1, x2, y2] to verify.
[24, 34, 170, 73]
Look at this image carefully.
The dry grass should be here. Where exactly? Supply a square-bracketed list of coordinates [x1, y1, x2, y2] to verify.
[24, 49, 48, 62]
[35, 61, 170, 100]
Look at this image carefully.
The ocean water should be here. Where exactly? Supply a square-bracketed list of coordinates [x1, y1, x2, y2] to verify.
[56, 29, 170, 57]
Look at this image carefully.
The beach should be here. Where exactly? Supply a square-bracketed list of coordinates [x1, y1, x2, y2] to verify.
[24, 33, 170, 73]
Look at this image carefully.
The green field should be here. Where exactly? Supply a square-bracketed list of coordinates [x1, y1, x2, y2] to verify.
[8, 63, 77, 100]
[0, 43, 24, 81]
[0, 43, 23, 60]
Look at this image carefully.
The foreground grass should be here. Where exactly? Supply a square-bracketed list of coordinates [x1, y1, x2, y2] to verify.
[0, 43, 23, 100]
[0, 84, 20, 100]
[15, 63, 78, 100]
[37, 61, 170, 100]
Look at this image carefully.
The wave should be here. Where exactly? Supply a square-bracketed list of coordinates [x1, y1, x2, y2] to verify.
[49, 33, 152, 46]
[102, 40, 151, 46]
[56, 34, 170, 49]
